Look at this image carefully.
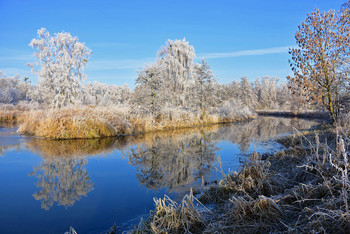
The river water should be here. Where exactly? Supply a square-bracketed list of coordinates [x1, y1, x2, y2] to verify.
[0, 117, 320, 233]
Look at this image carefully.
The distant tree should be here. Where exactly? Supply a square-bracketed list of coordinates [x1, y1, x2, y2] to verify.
[228, 81, 241, 101]
[193, 59, 218, 119]
[288, 7, 350, 122]
[0, 71, 31, 104]
[133, 62, 167, 115]
[277, 81, 292, 109]
[239, 77, 257, 109]
[29, 28, 91, 108]
[83, 82, 130, 106]
[215, 82, 240, 105]
[260, 76, 279, 109]
[253, 77, 262, 107]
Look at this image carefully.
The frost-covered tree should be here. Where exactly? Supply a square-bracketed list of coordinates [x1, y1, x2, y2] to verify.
[213, 83, 228, 104]
[253, 77, 262, 105]
[158, 38, 196, 106]
[0, 71, 31, 104]
[133, 62, 168, 114]
[83, 82, 130, 106]
[239, 77, 257, 109]
[225, 81, 241, 103]
[192, 59, 218, 118]
[29, 28, 91, 108]
[260, 76, 279, 109]
[277, 81, 292, 109]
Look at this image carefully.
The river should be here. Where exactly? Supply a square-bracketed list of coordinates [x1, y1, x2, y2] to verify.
[0, 117, 320, 233]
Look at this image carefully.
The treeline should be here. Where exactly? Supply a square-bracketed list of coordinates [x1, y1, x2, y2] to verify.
[0, 69, 302, 112]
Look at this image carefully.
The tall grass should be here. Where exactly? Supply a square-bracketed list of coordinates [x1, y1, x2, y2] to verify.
[151, 192, 204, 233]
[18, 106, 128, 139]
[17, 105, 257, 139]
[0, 104, 27, 123]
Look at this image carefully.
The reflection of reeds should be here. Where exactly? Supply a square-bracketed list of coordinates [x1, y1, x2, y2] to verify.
[131, 124, 221, 148]
[26, 137, 118, 158]
[257, 110, 330, 119]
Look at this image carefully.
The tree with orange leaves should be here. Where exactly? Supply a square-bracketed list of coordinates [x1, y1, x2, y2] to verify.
[288, 4, 350, 122]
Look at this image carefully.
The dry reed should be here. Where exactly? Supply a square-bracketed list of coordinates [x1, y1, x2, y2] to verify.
[17, 105, 257, 139]
[149, 190, 208, 233]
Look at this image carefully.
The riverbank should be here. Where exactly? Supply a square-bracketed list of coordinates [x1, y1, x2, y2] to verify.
[3, 103, 334, 140]
[128, 123, 350, 233]
[16, 105, 257, 139]
[256, 109, 330, 120]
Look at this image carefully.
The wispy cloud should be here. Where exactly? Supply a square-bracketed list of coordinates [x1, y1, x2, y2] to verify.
[200, 45, 297, 59]
[87, 57, 154, 71]
[89, 42, 131, 48]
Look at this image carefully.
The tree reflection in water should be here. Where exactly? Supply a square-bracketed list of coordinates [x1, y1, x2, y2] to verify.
[126, 117, 319, 191]
[128, 129, 218, 191]
[29, 157, 93, 210]
[27, 138, 118, 210]
[218, 117, 318, 151]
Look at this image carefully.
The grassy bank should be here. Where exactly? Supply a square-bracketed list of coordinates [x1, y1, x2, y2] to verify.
[17, 105, 257, 139]
[128, 123, 350, 233]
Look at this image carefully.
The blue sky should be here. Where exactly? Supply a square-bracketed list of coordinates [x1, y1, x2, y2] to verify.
[0, 0, 346, 88]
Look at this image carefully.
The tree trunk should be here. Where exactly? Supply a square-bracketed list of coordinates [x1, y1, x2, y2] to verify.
[327, 86, 336, 123]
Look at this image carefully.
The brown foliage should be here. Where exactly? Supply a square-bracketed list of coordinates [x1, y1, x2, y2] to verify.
[288, 6, 350, 122]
